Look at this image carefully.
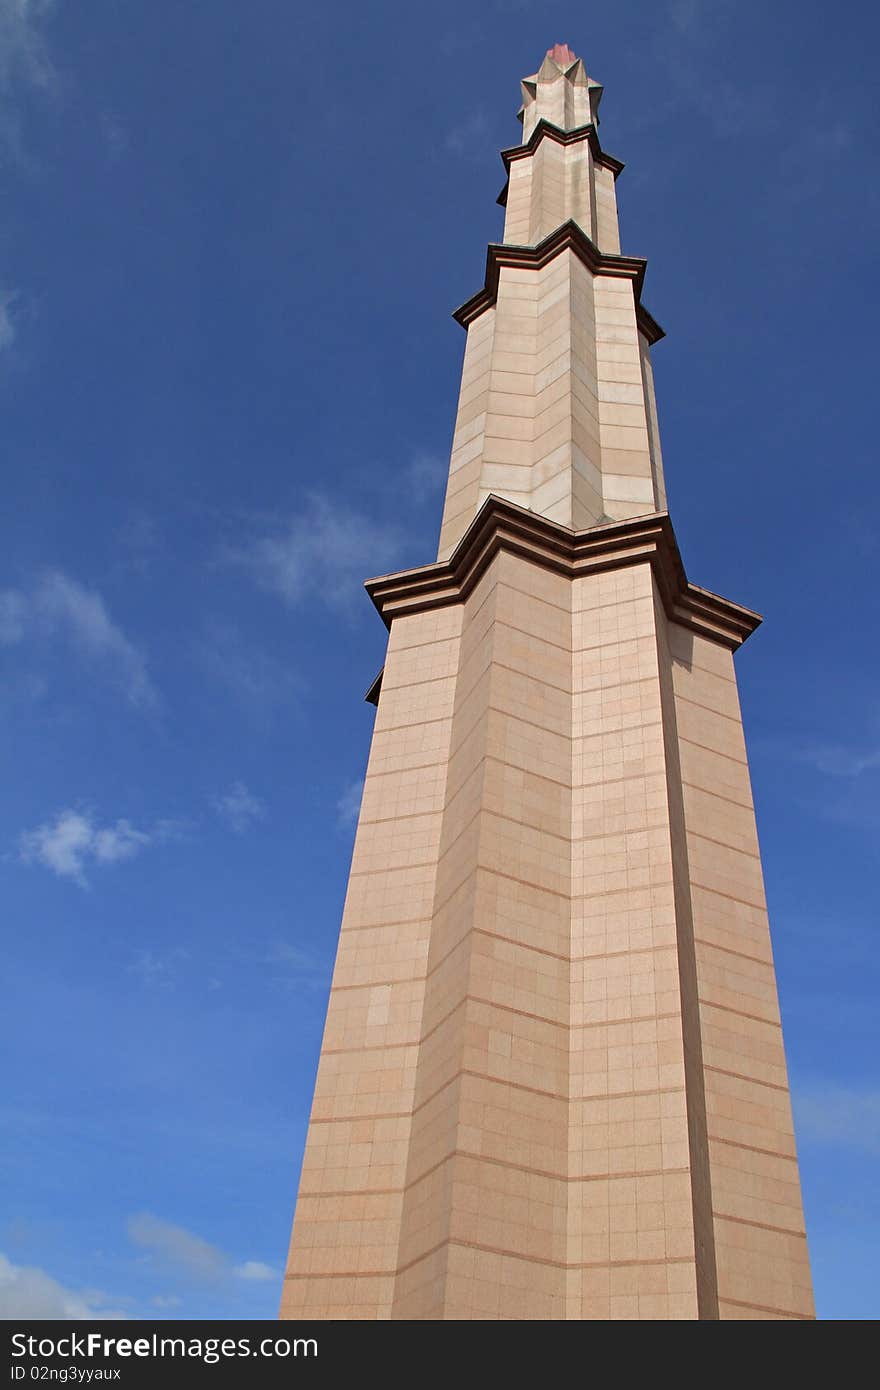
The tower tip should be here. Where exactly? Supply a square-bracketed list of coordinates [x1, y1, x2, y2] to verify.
[521, 44, 601, 139]
[546, 42, 578, 67]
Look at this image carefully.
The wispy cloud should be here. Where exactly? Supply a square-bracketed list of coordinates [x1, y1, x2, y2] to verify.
[405, 452, 446, 504]
[212, 781, 266, 835]
[0, 571, 158, 710]
[198, 620, 303, 714]
[114, 511, 160, 577]
[800, 743, 880, 779]
[0, 1, 54, 90]
[19, 808, 152, 888]
[790, 730, 880, 833]
[0, 288, 17, 350]
[633, 2, 769, 147]
[794, 1085, 880, 1155]
[775, 107, 856, 208]
[16, 806, 201, 888]
[263, 941, 328, 993]
[129, 947, 189, 990]
[0, 1251, 127, 1320]
[127, 1213, 276, 1287]
[645, 1, 857, 217]
[235, 1261, 275, 1283]
[128, 1214, 226, 1283]
[230, 494, 403, 614]
[668, 0, 705, 34]
[336, 777, 363, 829]
[445, 110, 490, 157]
[0, 0, 57, 166]
[0, 588, 24, 640]
[101, 110, 129, 164]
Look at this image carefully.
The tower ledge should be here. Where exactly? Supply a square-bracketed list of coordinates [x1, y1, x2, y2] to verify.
[497, 118, 625, 213]
[366, 496, 761, 650]
[452, 218, 665, 343]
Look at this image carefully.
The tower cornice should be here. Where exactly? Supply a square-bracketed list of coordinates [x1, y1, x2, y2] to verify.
[452, 218, 665, 344]
[365, 495, 760, 652]
[497, 118, 624, 211]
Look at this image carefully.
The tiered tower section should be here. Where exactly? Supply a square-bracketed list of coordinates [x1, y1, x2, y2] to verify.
[438, 43, 665, 559]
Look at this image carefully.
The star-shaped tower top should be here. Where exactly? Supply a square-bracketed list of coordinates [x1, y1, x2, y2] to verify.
[519, 43, 604, 139]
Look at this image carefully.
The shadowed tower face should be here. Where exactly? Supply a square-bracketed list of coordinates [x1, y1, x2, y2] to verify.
[281, 45, 815, 1321]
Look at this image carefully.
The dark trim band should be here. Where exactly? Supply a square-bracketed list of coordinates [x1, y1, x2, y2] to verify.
[498, 119, 625, 205]
[505, 119, 624, 176]
[453, 218, 665, 344]
[365, 496, 760, 653]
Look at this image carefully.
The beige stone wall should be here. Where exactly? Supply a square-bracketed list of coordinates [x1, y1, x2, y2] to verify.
[669, 625, 814, 1320]
[280, 605, 463, 1320]
[503, 140, 597, 246]
[594, 163, 620, 254]
[392, 550, 572, 1318]
[567, 564, 702, 1319]
[282, 542, 812, 1319]
[438, 257, 664, 560]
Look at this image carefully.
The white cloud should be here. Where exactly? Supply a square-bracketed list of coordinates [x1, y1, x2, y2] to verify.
[0, 0, 56, 165]
[127, 1213, 276, 1287]
[0, 587, 25, 639]
[668, 0, 703, 34]
[264, 941, 328, 993]
[153, 817, 196, 843]
[233, 1261, 275, 1282]
[19, 810, 94, 885]
[114, 511, 160, 576]
[0, 570, 158, 710]
[212, 781, 266, 834]
[198, 620, 302, 713]
[639, 2, 762, 144]
[0, 1, 54, 90]
[36, 572, 156, 709]
[128, 1213, 226, 1283]
[129, 947, 189, 990]
[406, 452, 446, 504]
[794, 1086, 880, 1155]
[19, 808, 152, 887]
[92, 820, 151, 864]
[231, 494, 403, 613]
[445, 110, 490, 156]
[101, 111, 129, 164]
[0, 289, 16, 351]
[0, 1252, 127, 1320]
[801, 743, 880, 779]
[336, 778, 364, 829]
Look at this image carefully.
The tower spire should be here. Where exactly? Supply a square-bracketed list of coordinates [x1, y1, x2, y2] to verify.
[437, 47, 662, 561]
[519, 42, 604, 137]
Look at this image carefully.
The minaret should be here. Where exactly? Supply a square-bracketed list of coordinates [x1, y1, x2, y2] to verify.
[281, 45, 814, 1321]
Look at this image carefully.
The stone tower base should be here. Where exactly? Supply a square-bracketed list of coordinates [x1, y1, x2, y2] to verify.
[280, 500, 814, 1321]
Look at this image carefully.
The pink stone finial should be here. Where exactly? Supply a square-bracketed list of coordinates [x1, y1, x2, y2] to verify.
[547, 42, 577, 66]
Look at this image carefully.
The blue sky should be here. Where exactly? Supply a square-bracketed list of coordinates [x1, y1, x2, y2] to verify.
[0, 0, 877, 1322]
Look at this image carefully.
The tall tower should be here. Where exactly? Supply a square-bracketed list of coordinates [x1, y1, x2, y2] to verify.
[281, 44, 814, 1321]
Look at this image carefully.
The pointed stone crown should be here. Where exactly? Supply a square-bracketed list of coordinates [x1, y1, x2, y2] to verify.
[546, 42, 578, 67]
[519, 43, 604, 139]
